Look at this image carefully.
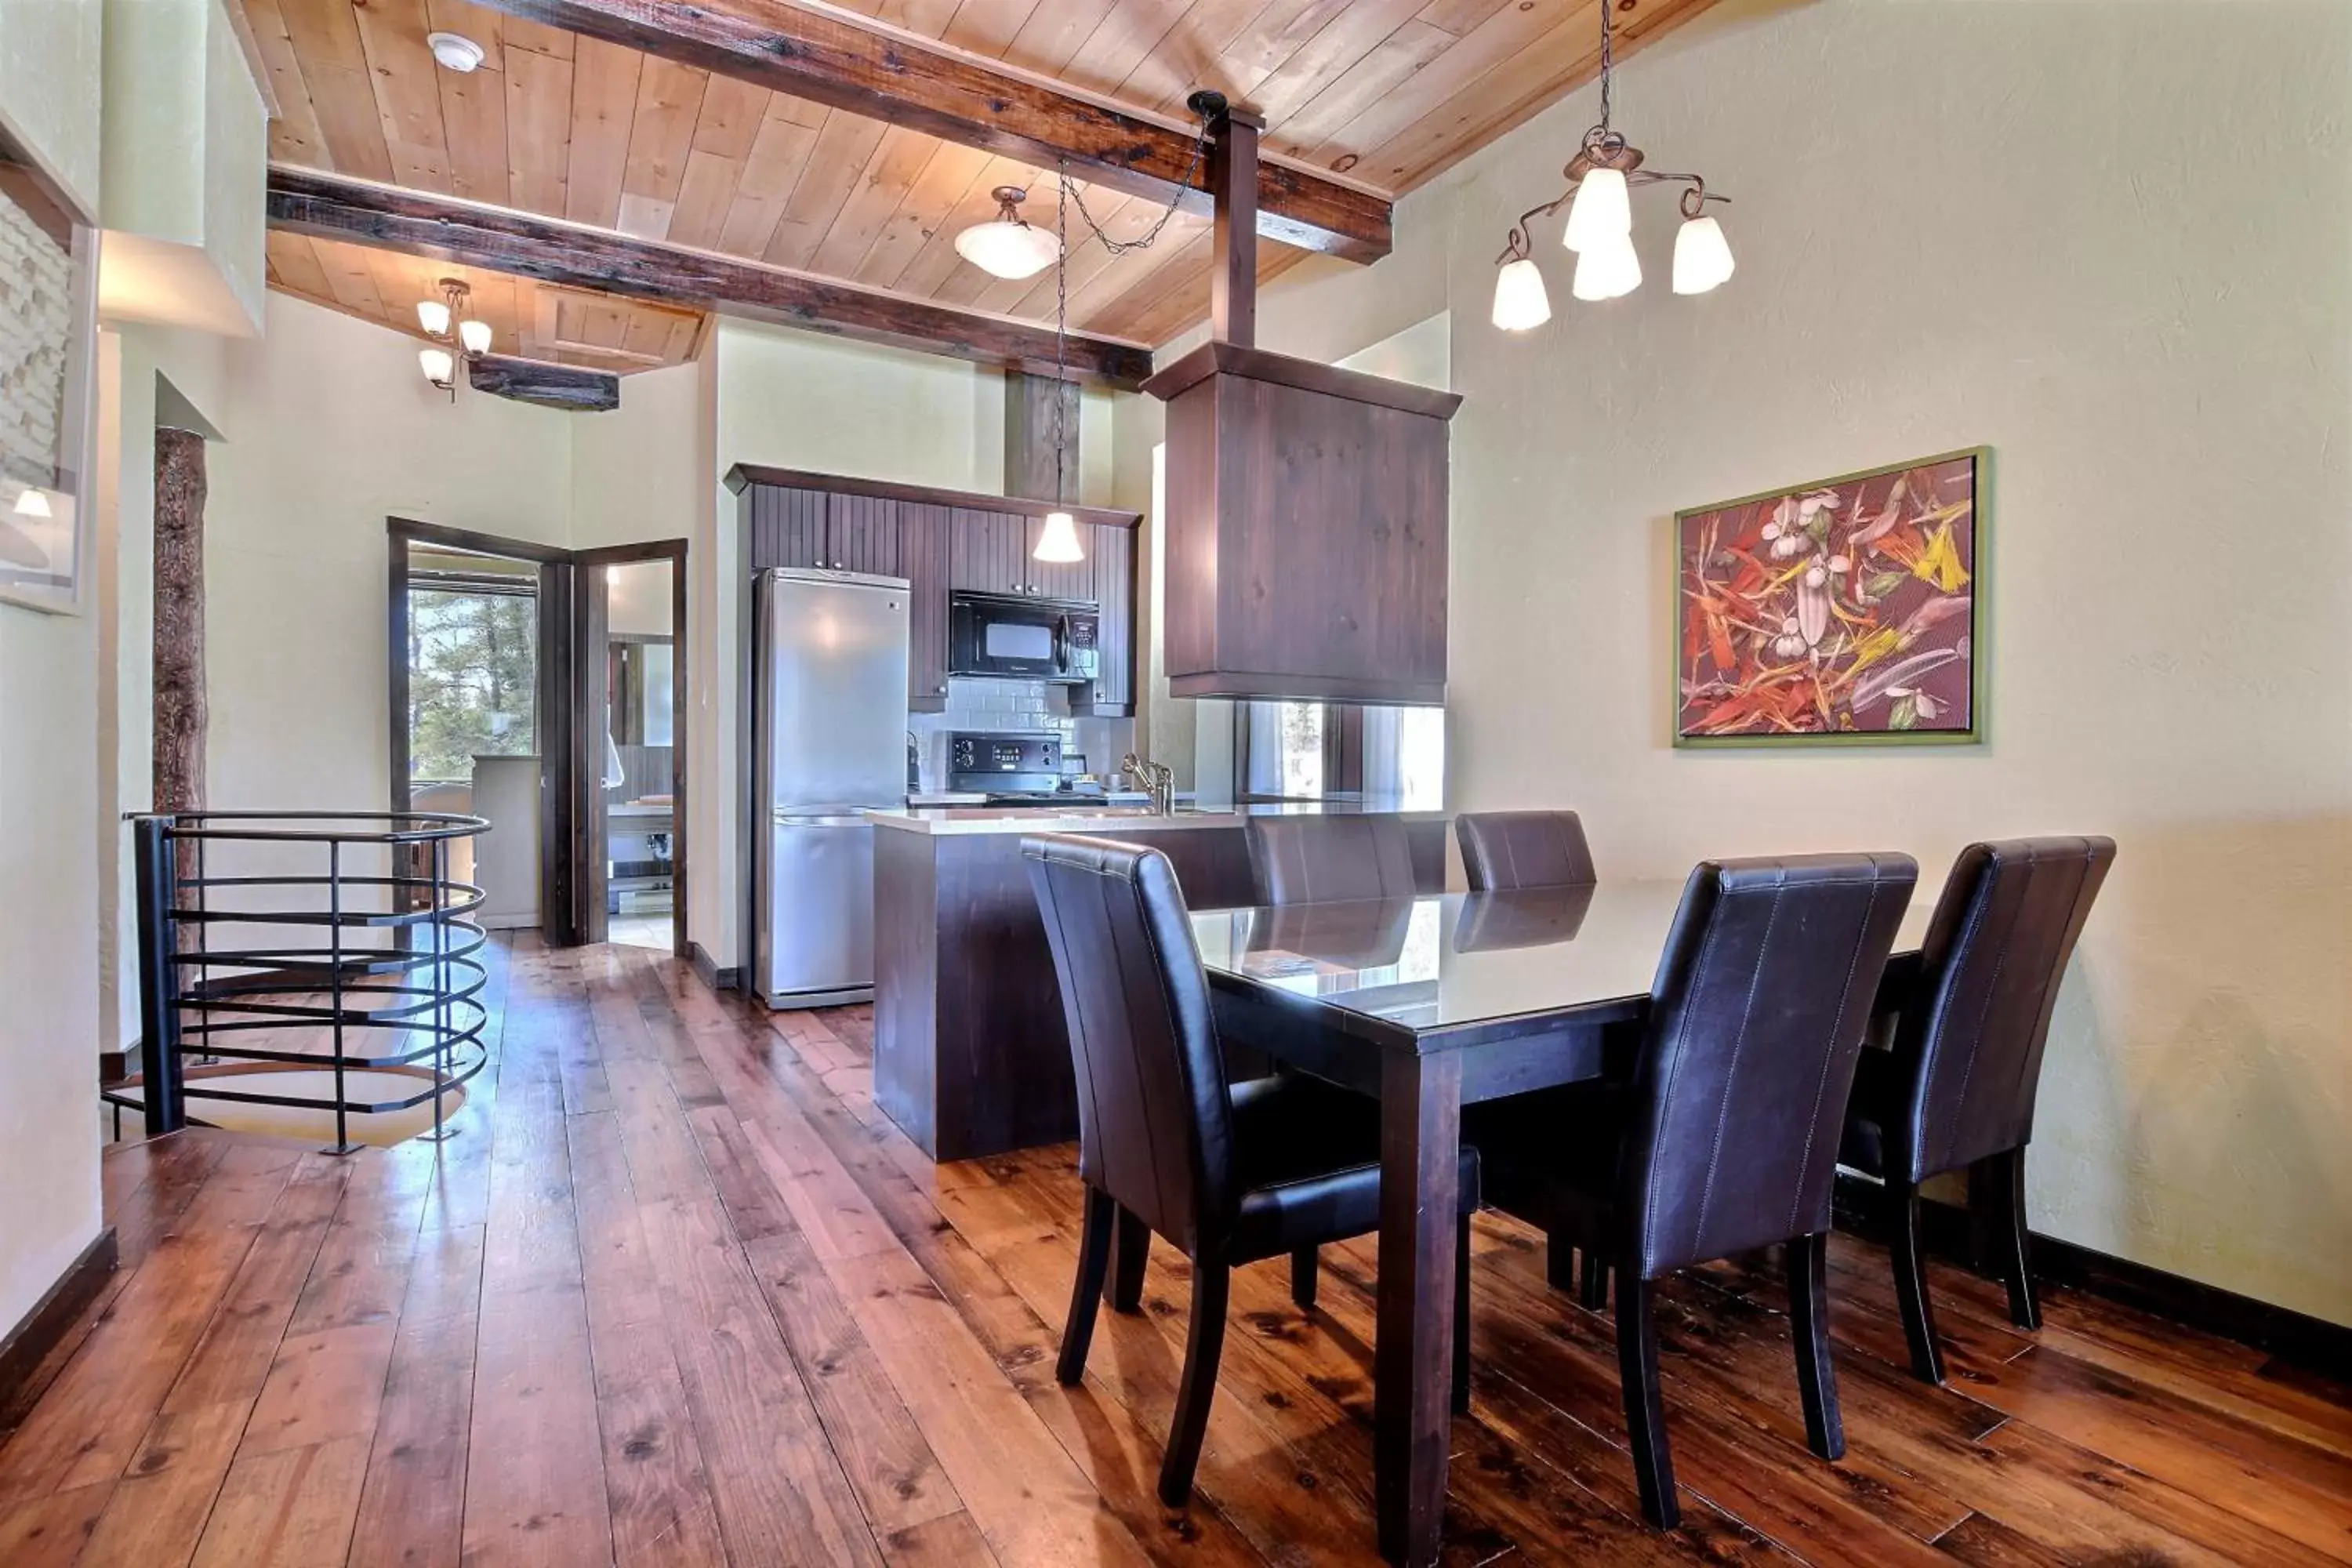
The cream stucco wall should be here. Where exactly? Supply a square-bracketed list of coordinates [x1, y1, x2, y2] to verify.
[1241, 0, 2352, 1323]
[0, 0, 107, 1339]
[204, 293, 575, 815]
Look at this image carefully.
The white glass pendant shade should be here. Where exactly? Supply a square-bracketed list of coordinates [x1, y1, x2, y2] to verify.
[1561, 167, 1631, 252]
[1490, 257, 1552, 330]
[1570, 231, 1642, 300]
[1033, 510, 1084, 563]
[419, 347, 456, 386]
[417, 299, 452, 336]
[955, 216, 1059, 280]
[458, 318, 493, 355]
[13, 486, 53, 518]
[1671, 214, 1735, 294]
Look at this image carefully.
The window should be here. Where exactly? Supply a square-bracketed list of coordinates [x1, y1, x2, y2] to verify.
[408, 579, 538, 782]
[1238, 701, 1444, 810]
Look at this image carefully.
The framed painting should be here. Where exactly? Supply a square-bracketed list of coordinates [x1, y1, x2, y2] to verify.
[0, 147, 98, 616]
[1674, 447, 1986, 747]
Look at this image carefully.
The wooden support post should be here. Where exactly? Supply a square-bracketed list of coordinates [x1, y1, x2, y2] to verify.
[154, 426, 208, 822]
[1003, 370, 1080, 504]
[1206, 103, 1265, 350]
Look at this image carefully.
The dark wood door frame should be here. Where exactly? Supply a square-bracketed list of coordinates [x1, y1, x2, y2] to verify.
[387, 520, 688, 956]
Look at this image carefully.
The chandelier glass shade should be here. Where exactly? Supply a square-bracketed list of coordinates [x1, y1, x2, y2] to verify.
[414, 278, 492, 396]
[1672, 213, 1736, 294]
[1033, 510, 1084, 562]
[1490, 256, 1552, 330]
[956, 187, 1061, 281]
[1561, 167, 1631, 252]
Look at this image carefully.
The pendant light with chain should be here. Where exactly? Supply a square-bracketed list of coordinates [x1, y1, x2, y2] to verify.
[1032, 171, 1085, 564]
[1490, 0, 1734, 329]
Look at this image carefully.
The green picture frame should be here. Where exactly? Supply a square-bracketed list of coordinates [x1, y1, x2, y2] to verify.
[1671, 445, 1988, 749]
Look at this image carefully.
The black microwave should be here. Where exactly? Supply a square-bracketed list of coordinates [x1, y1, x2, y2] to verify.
[948, 591, 1100, 684]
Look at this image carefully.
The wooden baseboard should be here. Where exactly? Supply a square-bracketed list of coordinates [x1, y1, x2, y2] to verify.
[1832, 1172, 2350, 1382]
[688, 941, 742, 993]
[0, 1229, 118, 1432]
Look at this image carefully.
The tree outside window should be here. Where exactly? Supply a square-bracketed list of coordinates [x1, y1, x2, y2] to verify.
[409, 586, 537, 781]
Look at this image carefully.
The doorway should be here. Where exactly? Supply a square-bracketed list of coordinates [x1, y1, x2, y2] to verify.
[387, 521, 688, 954]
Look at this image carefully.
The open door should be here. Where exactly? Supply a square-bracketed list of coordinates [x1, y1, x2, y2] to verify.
[389, 521, 686, 953]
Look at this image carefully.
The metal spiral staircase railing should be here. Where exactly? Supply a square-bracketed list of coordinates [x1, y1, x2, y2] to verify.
[113, 811, 492, 1153]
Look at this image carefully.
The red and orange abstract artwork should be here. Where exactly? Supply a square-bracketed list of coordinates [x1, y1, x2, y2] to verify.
[1675, 449, 1982, 745]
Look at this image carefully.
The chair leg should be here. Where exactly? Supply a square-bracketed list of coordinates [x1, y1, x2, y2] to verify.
[1109, 1204, 1149, 1313]
[1786, 1232, 1846, 1461]
[1158, 1259, 1231, 1508]
[1058, 1188, 1116, 1385]
[1613, 1269, 1679, 1530]
[1887, 1180, 1947, 1385]
[1994, 1146, 2040, 1330]
[1545, 1232, 1577, 1291]
[1580, 1250, 1610, 1312]
[1290, 1246, 1319, 1311]
[1453, 1216, 1472, 1416]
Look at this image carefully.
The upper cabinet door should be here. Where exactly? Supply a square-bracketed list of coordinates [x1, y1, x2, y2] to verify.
[827, 494, 900, 576]
[948, 510, 1027, 594]
[900, 504, 952, 710]
[749, 486, 827, 570]
[1076, 523, 1134, 713]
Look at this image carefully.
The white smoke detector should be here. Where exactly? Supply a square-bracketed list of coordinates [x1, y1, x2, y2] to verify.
[426, 31, 486, 72]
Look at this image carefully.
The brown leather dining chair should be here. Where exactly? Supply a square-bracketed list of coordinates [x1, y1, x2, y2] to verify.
[1023, 833, 1481, 1506]
[1840, 836, 2116, 1385]
[1469, 853, 1918, 1528]
[1246, 814, 1421, 904]
[1456, 810, 1598, 891]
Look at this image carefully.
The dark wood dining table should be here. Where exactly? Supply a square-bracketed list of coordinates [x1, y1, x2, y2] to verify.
[1189, 879, 1934, 1566]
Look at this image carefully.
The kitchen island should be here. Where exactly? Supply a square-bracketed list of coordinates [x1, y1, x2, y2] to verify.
[867, 804, 1448, 1160]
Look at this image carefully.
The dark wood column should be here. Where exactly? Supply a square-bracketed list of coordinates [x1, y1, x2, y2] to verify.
[1003, 370, 1080, 505]
[154, 426, 208, 820]
[1207, 106, 1265, 350]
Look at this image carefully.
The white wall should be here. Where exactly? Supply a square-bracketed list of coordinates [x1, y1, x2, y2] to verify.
[0, 0, 108, 1339]
[1248, 0, 2352, 1323]
[204, 293, 573, 815]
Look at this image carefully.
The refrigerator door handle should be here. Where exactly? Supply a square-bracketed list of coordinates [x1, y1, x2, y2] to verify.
[774, 811, 875, 828]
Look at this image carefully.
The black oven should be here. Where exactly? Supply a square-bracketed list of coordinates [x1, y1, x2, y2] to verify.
[948, 591, 1100, 684]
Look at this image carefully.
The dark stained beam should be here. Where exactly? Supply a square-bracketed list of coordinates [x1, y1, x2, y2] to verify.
[464, 0, 1390, 263]
[469, 354, 622, 412]
[266, 165, 1154, 389]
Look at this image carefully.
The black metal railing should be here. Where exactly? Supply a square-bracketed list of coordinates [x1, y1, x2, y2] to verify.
[119, 811, 492, 1152]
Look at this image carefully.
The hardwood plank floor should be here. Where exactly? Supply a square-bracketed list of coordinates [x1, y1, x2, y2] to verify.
[5, 935, 2347, 1566]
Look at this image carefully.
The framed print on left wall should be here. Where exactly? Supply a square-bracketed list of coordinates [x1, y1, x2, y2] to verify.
[0, 154, 97, 616]
[1674, 447, 1986, 747]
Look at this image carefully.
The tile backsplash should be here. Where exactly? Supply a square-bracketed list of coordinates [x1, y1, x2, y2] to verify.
[906, 677, 1133, 792]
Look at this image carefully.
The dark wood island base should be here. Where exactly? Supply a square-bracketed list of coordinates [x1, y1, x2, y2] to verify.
[869, 810, 1445, 1161]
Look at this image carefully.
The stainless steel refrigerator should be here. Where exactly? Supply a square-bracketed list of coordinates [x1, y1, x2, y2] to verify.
[752, 568, 910, 1009]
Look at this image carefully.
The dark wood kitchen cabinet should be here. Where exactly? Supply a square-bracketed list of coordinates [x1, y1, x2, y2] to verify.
[899, 503, 953, 710]
[746, 486, 899, 575]
[1072, 521, 1133, 715]
[948, 510, 1026, 594]
[1144, 343, 1462, 706]
[726, 464, 1142, 715]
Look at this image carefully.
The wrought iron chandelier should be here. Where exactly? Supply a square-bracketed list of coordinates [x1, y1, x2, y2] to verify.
[1490, 0, 1733, 329]
[415, 277, 492, 397]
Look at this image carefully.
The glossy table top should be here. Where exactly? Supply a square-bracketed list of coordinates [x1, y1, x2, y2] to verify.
[1189, 880, 1936, 1047]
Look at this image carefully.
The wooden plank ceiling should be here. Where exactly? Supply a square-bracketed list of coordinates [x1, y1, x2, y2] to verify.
[249, 0, 1716, 354]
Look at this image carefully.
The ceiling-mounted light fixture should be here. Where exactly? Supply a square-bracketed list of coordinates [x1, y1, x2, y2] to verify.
[1490, 0, 1732, 328]
[414, 277, 492, 400]
[955, 186, 1061, 281]
[426, 31, 485, 73]
[1033, 172, 1085, 564]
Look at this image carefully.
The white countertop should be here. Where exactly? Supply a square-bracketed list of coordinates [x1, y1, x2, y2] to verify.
[866, 804, 1450, 837]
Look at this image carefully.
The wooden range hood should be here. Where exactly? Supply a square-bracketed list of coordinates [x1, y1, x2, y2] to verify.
[1143, 97, 1462, 706]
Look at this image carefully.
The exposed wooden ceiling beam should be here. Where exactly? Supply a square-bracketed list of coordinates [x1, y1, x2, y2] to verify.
[463, 0, 1392, 263]
[266, 165, 1154, 389]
